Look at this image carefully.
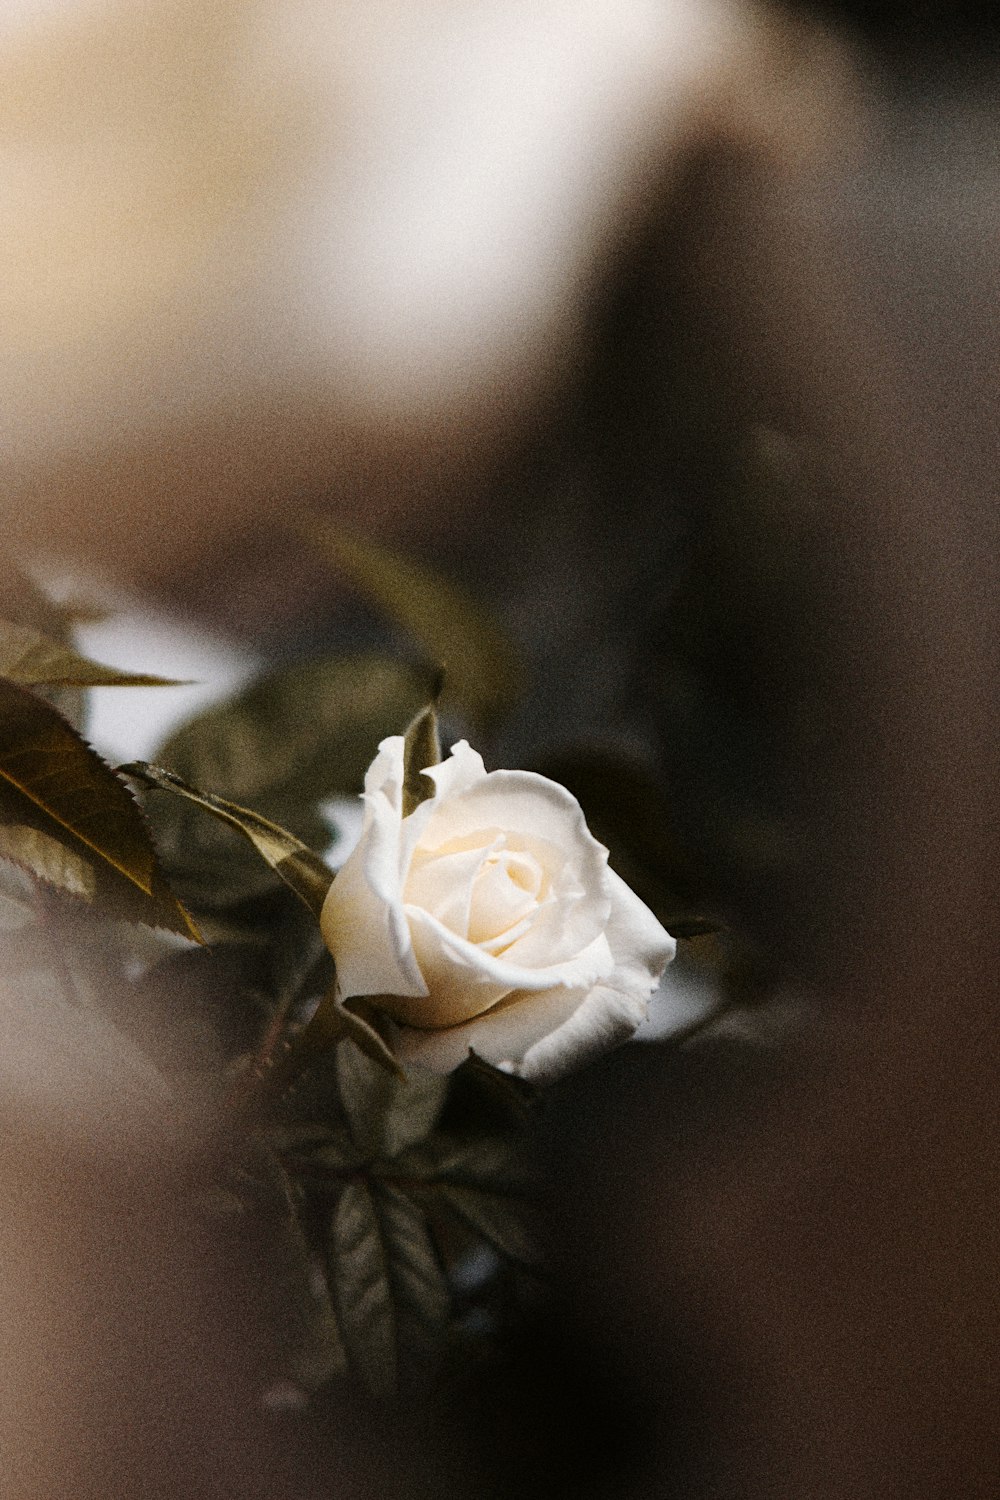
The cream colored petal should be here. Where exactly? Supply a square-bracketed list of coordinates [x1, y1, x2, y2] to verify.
[320, 744, 427, 1001]
[603, 866, 676, 981]
[387, 910, 614, 1027]
[395, 983, 589, 1074]
[497, 876, 606, 967]
[421, 739, 488, 801]
[466, 848, 542, 944]
[420, 767, 606, 881]
[397, 868, 677, 1077]
[515, 871, 676, 1079]
[515, 980, 651, 1081]
[419, 771, 611, 963]
[362, 734, 406, 805]
[404, 840, 491, 937]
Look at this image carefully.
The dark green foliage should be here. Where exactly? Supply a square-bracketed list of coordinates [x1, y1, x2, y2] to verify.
[336, 1038, 448, 1158]
[140, 654, 429, 915]
[121, 761, 335, 919]
[271, 1044, 542, 1398]
[0, 618, 184, 689]
[330, 1180, 449, 1396]
[401, 700, 442, 817]
[0, 679, 198, 936]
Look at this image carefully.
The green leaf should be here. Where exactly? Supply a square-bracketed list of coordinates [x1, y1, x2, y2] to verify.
[269, 1158, 349, 1388]
[0, 619, 186, 688]
[401, 700, 441, 817]
[146, 654, 429, 910]
[222, 1147, 348, 1388]
[336, 1040, 447, 1159]
[296, 1127, 365, 1174]
[329, 1181, 449, 1396]
[374, 1183, 450, 1368]
[0, 564, 98, 730]
[0, 823, 95, 898]
[434, 1184, 542, 1268]
[156, 652, 431, 809]
[288, 1268, 349, 1390]
[0, 679, 150, 876]
[336, 998, 406, 1078]
[268, 981, 404, 1104]
[121, 761, 334, 919]
[460, 1048, 535, 1122]
[0, 563, 74, 636]
[0, 680, 199, 937]
[300, 518, 524, 727]
[0, 563, 111, 644]
[396, 1123, 542, 1270]
[106, 941, 277, 1073]
[396, 1132, 535, 1197]
[328, 1182, 397, 1397]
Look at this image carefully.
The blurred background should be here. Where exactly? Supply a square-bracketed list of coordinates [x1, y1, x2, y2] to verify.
[2, 1, 998, 1496]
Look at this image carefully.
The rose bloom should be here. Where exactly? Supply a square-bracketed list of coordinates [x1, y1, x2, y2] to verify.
[320, 737, 675, 1080]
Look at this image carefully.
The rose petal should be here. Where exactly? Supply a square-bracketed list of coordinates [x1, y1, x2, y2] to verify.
[404, 841, 492, 937]
[421, 739, 488, 800]
[497, 874, 605, 967]
[417, 771, 611, 965]
[515, 980, 652, 1081]
[384, 910, 614, 1027]
[320, 739, 428, 1001]
[601, 867, 677, 985]
[394, 983, 590, 1074]
[420, 767, 608, 889]
[396, 868, 676, 1076]
[517, 871, 676, 1080]
[322, 733, 677, 1083]
[362, 735, 406, 808]
[466, 847, 542, 945]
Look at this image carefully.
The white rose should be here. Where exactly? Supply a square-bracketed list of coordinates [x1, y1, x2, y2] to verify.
[320, 737, 675, 1081]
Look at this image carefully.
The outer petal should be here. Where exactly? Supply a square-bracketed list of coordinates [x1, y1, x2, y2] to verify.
[394, 983, 589, 1074]
[385, 913, 614, 1026]
[418, 766, 612, 966]
[421, 739, 488, 801]
[320, 739, 501, 1003]
[396, 868, 676, 1077]
[365, 735, 439, 872]
[320, 737, 428, 1001]
[362, 735, 408, 805]
[324, 732, 676, 1085]
[515, 982, 651, 1082]
[419, 766, 608, 887]
[602, 867, 677, 985]
[517, 870, 676, 1079]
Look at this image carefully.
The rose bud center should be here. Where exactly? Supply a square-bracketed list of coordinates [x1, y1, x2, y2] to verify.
[405, 831, 557, 955]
